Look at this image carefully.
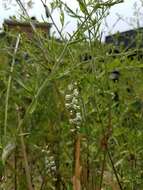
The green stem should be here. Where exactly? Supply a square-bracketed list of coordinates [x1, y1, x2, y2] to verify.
[4, 34, 21, 139]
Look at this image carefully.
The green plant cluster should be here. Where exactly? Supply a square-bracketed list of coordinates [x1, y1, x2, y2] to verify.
[1, 0, 143, 190]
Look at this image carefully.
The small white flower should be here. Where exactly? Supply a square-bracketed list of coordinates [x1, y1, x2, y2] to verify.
[76, 126, 80, 129]
[65, 94, 72, 101]
[68, 84, 74, 91]
[75, 115, 82, 121]
[70, 118, 81, 125]
[69, 119, 74, 124]
[50, 161, 55, 165]
[73, 104, 80, 110]
[51, 166, 56, 171]
[73, 89, 79, 96]
[65, 103, 72, 109]
[70, 128, 76, 132]
[70, 110, 73, 115]
[49, 156, 54, 160]
[72, 97, 78, 105]
[74, 118, 81, 126]
[45, 145, 49, 149]
[53, 177, 57, 181]
[76, 112, 81, 117]
[73, 119, 78, 124]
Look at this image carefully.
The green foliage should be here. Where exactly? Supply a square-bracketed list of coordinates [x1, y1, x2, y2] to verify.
[1, 0, 143, 189]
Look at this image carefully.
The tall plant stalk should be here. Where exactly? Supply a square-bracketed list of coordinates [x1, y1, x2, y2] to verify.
[73, 135, 81, 190]
[17, 109, 34, 190]
[4, 34, 21, 139]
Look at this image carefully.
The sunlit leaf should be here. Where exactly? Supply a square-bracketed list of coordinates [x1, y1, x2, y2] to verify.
[2, 142, 16, 165]
[60, 10, 65, 27]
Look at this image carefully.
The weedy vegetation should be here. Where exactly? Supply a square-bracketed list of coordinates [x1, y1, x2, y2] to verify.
[1, 0, 143, 189]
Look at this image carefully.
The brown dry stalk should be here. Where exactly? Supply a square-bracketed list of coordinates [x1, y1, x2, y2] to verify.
[111, 183, 120, 190]
[73, 135, 82, 190]
[20, 129, 34, 190]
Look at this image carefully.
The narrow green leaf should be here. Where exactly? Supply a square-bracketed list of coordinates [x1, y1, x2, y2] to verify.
[60, 10, 65, 27]
[28, 99, 38, 114]
[114, 158, 124, 167]
[15, 79, 32, 94]
[77, 0, 87, 14]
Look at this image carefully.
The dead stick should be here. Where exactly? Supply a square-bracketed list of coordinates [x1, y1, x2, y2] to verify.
[20, 130, 34, 190]
[17, 109, 34, 190]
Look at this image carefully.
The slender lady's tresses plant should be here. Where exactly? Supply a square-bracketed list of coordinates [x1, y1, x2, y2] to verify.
[65, 82, 82, 133]
[43, 145, 57, 177]
[65, 82, 83, 190]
